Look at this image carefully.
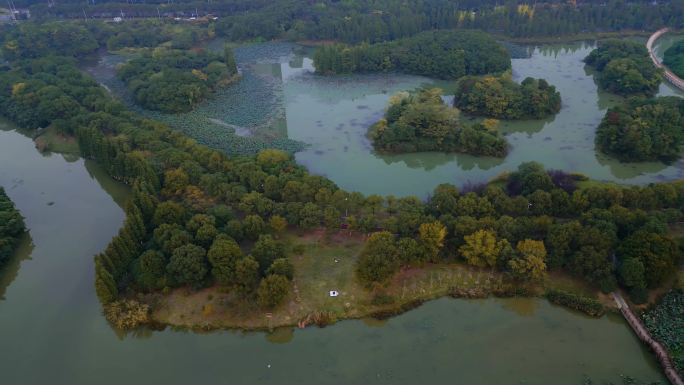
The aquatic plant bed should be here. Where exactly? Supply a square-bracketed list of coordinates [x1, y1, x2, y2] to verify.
[642, 289, 684, 375]
[87, 43, 305, 156]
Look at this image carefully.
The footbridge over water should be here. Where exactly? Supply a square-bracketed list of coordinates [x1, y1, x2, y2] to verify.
[612, 292, 683, 385]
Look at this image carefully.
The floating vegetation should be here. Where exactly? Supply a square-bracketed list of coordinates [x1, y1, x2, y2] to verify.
[500, 41, 533, 59]
[642, 289, 684, 374]
[86, 42, 306, 156]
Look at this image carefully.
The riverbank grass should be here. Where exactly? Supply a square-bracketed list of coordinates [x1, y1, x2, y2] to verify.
[33, 127, 79, 155]
[151, 228, 600, 330]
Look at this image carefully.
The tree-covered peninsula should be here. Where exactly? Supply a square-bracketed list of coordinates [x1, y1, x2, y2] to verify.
[584, 40, 661, 97]
[453, 75, 561, 119]
[596, 97, 684, 162]
[0, 20, 681, 334]
[0, 187, 25, 266]
[368, 88, 507, 156]
[312, 30, 510, 79]
[116, 46, 238, 113]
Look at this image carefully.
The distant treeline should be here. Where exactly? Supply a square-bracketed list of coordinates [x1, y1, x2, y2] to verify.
[0, 187, 25, 265]
[18, 1, 684, 43]
[312, 30, 510, 80]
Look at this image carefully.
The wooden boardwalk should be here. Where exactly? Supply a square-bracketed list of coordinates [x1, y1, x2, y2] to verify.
[612, 292, 683, 385]
[647, 28, 684, 91]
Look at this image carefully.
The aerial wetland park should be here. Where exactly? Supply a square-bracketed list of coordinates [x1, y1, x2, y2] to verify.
[1, 1, 684, 384]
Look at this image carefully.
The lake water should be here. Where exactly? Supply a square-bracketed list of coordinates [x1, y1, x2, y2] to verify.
[89, 37, 684, 197]
[0, 122, 667, 384]
[281, 40, 684, 197]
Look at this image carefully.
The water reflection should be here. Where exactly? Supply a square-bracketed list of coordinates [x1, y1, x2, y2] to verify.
[0, 233, 33, 300]
[266, 327, 295, 344]
[377, 151, 506, 172]
[595, 152, 670, 180]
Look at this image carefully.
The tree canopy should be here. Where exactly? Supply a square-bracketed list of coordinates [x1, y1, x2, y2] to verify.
[116, 46, 238, 113]
[313, 30, 510, 80]
[585, 40, 661, 97]
[368, 88, 508, 156]
[596, 97, 684, 162]
[0, 187, 25, 265]
[454, 75, 561, 120]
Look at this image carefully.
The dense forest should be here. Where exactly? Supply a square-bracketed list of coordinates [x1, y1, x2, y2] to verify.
[116, 47, 238, 113]
[0, 20, 681, 325]
[664, 40, 684, 79]
[105, 22, 212, 51]
[584, 40, 661, 97]
[453, 75, 562, 120]
[0, 187, 25, 266]
[368, 88, 507, 156]
[595, 97, 684, 162]
[313, 30, 510, 79]
[16, 1, 684, 43]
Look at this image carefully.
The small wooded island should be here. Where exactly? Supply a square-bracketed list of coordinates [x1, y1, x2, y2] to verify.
[116, 46, 238, 113]
[367, 88, 507, 156]
[453, 75, 562, 119]
[0, 187, 25, 266]
[313, 30, 511, 79]
[584, 40, 661, 97]
[596, 97, 684, 162]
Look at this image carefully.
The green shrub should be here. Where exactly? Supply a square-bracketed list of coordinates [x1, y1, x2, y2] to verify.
[545, 289, 605, 317]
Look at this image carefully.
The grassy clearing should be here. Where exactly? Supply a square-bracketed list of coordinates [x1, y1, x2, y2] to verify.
[33, 127, 80, 155]
[151, 228, 598, 330]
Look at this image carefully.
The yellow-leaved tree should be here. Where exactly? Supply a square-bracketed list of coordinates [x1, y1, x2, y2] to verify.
[418, 221, 447, 261]
[459, 229, 510, 268]
[509, 239, 547, 281]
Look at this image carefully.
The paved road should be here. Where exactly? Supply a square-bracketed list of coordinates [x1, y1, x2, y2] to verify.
[647, 28, 684, 91]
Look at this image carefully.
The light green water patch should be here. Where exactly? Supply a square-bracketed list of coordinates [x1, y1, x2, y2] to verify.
[282, 42, 683, 197]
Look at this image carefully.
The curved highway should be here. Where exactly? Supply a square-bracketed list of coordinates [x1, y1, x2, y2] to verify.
[647, 28, 684, 91]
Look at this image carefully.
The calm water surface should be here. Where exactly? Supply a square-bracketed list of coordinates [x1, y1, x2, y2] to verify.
[0, 123, 667, 384]
[89, 37, 684, 197]
[282, 40, 684, 196]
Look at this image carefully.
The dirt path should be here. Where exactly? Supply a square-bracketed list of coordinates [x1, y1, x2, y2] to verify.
[612, 292, 683, 385]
